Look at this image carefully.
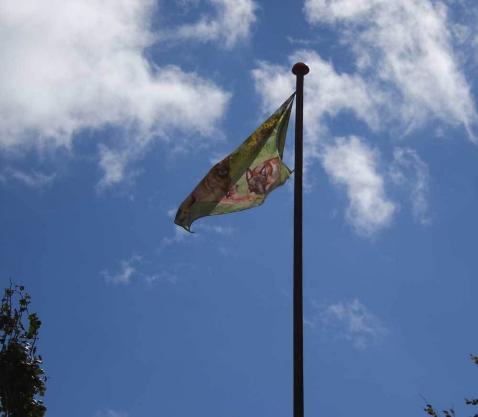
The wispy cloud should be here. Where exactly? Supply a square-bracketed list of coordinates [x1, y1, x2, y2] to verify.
[168, 0, 257, 48]
[102, 247, 202, 286]
[162, 207, 235, 248]
[194, 224, 235, 235]
[253, 50, 379, 140]
[252, 50, 381, 195]
[102, 255, 142, 285]
[160, 222, 234, 250]
[304, 0, 477, 137]
[390, 148, 431, 225]
[322, 137, 395, 236]
[307, 299, 389, 350]
[95, 410, 128, 417]
[1, 0, 230, 187]
[144, 270, 178, 285]
[160, 226, 196, 250]
[253, 0, 478, 139]
[167, 208, 178, 218]
[0, 167, 55, 188]
[252, 0, 468, 234]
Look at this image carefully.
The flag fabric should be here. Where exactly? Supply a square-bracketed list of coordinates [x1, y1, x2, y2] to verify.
[175, 93, 295, 231]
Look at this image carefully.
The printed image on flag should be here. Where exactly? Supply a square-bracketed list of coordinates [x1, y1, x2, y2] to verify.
[175, 93, 295, 231]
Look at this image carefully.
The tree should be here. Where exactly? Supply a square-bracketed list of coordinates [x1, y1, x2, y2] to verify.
[0, 282, 47, 417]
[423, 354, 478, 417]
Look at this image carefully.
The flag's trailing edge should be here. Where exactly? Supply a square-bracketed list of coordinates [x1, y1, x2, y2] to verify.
[175, 93, 295, 232]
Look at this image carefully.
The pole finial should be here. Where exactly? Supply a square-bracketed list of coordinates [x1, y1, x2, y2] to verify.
[292, 62, 309, 76]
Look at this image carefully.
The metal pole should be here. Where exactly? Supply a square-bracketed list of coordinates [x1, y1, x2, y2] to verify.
[291, 62, 309, 417]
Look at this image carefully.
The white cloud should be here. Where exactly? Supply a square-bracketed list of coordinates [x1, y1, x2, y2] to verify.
[171, 0, 257, 48]
[103, 254, 182, 285]
[97, 146, 132, 189]
[194, 224, 234, 235]
[310, 298, 388, 350]
[304, 0, 381, 22]
[251, 63, 295, 114]
[167, 208, 177, 218]
[304, 0, 477, 137]
[253, 50, 379, 139]
[102, 255, 142, 285]
[322, 137, 395, 235]
[0, 0, 230, 185]
[144, 270, 178, 285]
[390, 148, 430, 224]
[160, 222, 234, 250]
[251, 8, 462, 234]
[95, 410, 128, 417]
[0, 167, 55, 188]
[252, 53, 394, 235]
[252, 49, 380, 193]
[160, 225, 196, 249]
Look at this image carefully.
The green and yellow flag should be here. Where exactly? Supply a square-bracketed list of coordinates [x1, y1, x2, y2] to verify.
[175, 93, 295, 231]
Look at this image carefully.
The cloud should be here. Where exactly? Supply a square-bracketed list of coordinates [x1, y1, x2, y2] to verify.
[304, 0, 477, 137]
[95, 410, 128, 417]
[251, 4, 463, 234]
[253, 1, 477, 142]
[307, 298, 388, 350]
[252, 50, 379, 140]
[161, 205, 235, 250]
[252, 54, 394, 234]
[160, 226, 196, 249]
[304, 0, 382, 22]
[97, 146, 132, 189]
[102, 255, 141, 285]
[102, 254, 183, 286]
[322, 137, 395, 235]
[390, 148, 430, 224]
[167, 208, 178, 218]
[0, 167, 55, 188]
[0, 0, 230, 186]
[252, 50, 380, 194]
[144, 270, 178, 285]
[194, 224, 235, 235]
[160, 222, 234, 250]
[170, 0, 257, 48]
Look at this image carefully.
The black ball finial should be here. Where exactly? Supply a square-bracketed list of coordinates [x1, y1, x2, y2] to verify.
[292, 62, 310, 76]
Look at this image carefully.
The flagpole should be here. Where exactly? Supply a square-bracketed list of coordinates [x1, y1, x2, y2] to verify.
[292, 62, 309, 417]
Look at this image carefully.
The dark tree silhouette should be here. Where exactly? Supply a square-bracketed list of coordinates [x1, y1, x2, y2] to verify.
[423, 355, 478, 417]
[0, 282, 46, 417]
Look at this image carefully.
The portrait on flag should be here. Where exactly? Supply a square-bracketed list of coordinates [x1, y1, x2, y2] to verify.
[175, 93, 295, 231]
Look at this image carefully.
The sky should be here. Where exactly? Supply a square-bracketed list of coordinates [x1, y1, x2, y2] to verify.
[1, 0, 478, 416]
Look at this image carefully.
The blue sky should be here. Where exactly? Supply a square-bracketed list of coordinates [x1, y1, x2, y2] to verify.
[1, 0, 478, 416]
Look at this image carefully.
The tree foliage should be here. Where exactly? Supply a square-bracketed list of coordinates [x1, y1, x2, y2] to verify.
[0, 282, 46, 417]
[424, 354, 478, 417]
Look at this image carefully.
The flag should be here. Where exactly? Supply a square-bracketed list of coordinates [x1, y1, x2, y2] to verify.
[175, 93, 295, 231]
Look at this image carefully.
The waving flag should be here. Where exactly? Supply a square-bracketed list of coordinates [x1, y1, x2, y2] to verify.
[175, 93, 295, 231]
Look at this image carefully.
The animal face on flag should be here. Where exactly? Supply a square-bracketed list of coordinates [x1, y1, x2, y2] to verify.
[246, 157, 281, 195]
[175, 94, 295, 231]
